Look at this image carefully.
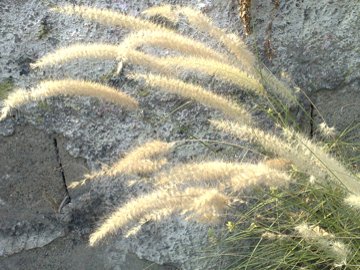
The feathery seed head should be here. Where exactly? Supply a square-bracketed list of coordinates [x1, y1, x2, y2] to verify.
[295, 223, 334, 240]
[159, 56, 264, 94]
[142, 5, 178, 23]
[120, 50, 170, 74]
[70, 140, 174, 188]
[177, 6, 256, 72]
[119, 51, 263, 94]
[284, 128, 360, 194]
[318, 122, 337, 139]
[36, 79, 138, 110]
[122, 140, 176, 160]
[0, 80, 138, 121]
[89, 187, 227, 246]
[156, 161, 250, 186]
[332, 242, 349, 267]
[155, 161, 290, 191]
[68, 179, 88, 189]
[0, 89, 31, 121]
[229, 163, 291, 191]
[186, 189, 229, 223]
[120, 29, 228, 63]
[295, 223, 349, 267]
[104, 140, 175, 176]
[264, 158, 292, 171]
[344, 194, 360, 209]
[31, 43, 121, 69]
[131, 73, 253, 124]
[259, 68, 298, 106]
[261, 231, 289, 241]
[210, 119, 288, 153]
[51, 5, 160, 31]
[309, 175, 317, 184]
[142, 5, 256, 72]
[82, 159, 168, 183]
[210, 119, 360, 193]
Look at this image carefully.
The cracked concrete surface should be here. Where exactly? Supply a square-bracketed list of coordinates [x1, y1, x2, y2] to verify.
[0, 123, 67, 257]
[250, 0, 360, 162]
[0, 122, 173, 269]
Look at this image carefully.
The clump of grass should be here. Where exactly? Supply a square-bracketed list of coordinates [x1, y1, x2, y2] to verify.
[3, 3, 359, 270]
[209, 179, 360, 269]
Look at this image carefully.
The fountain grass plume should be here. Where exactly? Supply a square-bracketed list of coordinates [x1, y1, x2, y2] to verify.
[31, 43, 120, 69]
[142, 5, 256, 73]
[130, 73, 253, 124]
[211, 119, 360, 194]
[285, 128, 360, 194]
[295, 223, 349, 267]
[51, 4, 161, 31]
[89, 187, 229, 246]
[0, 79, 138, 121]
[69, 140, 175, 189]
[160, 55, 263, 93]
[155, 160, 291, 191]
[120, 29, 229, 63]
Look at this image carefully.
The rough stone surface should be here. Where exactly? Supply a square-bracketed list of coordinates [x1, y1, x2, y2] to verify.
[0, 232, 175, 270]
[0, 123, 67, 257]
[0, 0, 359, 269]
[250, 0, 359, 146]
[250, 0, 360, 93]
[313, 80, 360, 165]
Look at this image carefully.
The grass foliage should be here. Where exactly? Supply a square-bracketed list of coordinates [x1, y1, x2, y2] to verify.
[210, 181, 360, 269]
[1, 3, 359, 269]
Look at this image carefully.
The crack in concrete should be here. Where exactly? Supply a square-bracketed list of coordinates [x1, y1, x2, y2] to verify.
[309, 103, 314, 139]
[52, 137, 71, 212]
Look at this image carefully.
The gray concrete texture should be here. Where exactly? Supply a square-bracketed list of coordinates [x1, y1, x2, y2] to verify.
[0, 0, 359, 269]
